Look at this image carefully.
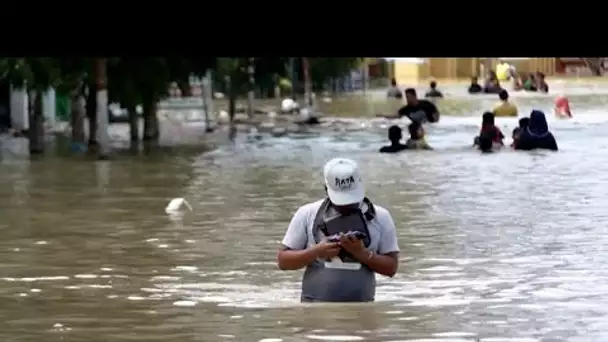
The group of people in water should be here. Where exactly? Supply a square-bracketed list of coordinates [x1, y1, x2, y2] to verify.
[468, 71, 549, 95]
[277, 65, 570, 303]
[381, 83, 564, 153]
[387, 61, 551, 99]
[468, 60, 550, 94]
[473, 109, 558, 152]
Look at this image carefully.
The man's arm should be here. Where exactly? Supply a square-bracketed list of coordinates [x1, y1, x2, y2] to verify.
[278, 247, 320, 270]
[396, 105, 409, 118]
[277, 206, 314, 270]
[354, 250, 399, 277]
[426, 101, 440, 122]
[376, 114, 400, 119]
[354, 211, 400, 277]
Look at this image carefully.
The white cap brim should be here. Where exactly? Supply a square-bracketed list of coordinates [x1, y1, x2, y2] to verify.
[326, 184, 365, 206]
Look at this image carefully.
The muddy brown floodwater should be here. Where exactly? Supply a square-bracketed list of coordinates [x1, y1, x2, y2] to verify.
[2, 82, 608, 342]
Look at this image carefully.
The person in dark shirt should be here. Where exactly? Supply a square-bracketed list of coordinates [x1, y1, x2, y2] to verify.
[515, 110, 558, 151]
[425, 81, 444, 99]
[473, 112, 504, 148]
[536, 72, 549, 93]
[387, 78, 403, 99]
[379, 125, 408, 153]
[511, 117, 530, 148]
[397, 88, 440, 123]
[477, 130, 495, 153]
[483, 71, 502, 94]
[468, 76, 483, 94]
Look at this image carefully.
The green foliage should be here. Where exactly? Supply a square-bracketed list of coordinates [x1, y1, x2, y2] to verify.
[212, 57, 291, 95]
[0, 57, 363, 106]
[0, 58, 61, 90]
[56, 58, 90, 93]
[309, 58, 363, 79]
[309, 57, 364, 89]
[105, 58, 217, 107]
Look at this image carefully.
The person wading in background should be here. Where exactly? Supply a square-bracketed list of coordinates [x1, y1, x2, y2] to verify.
[387, 78, 403, 99]
[379, 125, 408, 153]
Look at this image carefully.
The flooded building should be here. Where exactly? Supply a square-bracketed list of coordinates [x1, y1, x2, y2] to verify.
[372, 58, 604, 85]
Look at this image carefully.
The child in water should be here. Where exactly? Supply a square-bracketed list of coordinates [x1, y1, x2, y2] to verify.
[405, 122, 433, 150]
[511, 117, 530, 148]
[379, 125, 408, 153]
[481, 111, 504, 146]
[478, 131, 495, 153]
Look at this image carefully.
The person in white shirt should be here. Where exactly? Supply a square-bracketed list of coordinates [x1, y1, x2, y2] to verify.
[277, 158, 400, 302]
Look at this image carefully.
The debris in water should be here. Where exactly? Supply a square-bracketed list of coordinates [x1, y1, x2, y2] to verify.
[52, 323, 71, 332]
[165, 198, 192, 214]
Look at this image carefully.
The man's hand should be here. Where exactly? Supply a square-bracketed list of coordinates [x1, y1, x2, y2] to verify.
[312, 241, 341, 259]
[339, 235, 365, 257]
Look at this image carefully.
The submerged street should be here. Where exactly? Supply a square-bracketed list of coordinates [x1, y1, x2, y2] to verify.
[2, 82, 608, 341]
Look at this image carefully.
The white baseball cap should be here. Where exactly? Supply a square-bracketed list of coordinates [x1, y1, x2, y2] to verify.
[323, 158, 365, 205]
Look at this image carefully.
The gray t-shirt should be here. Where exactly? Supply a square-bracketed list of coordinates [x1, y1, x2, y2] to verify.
[281, 199, 400, 302]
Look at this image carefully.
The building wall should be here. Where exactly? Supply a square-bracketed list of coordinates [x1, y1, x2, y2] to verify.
[392, 59, 428, 85]
[501, 58, 556, 76]
[390, 58, 558, 83]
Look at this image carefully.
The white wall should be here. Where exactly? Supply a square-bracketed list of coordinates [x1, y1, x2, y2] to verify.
[10, 85, 28, 131]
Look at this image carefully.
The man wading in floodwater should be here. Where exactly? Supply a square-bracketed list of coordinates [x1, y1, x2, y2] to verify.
[277, 158, 400, 302]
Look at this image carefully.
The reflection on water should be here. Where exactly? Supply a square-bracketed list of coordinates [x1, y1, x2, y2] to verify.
[3, 90, 608, 341]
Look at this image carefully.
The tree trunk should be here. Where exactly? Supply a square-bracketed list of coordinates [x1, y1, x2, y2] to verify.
[273, 74, 280, 99]
[28, 90, 44, 155]
[151, 102, 159, 141]
[126, 103, 139, 143]
[70, 85, 86, 150]
[302, 57, 313, 108]
[247, 57, 255, 119]
[86, 82, 98, 154]
[289, 57, 297, 100]
[142, 97, 159, 145]
[227, 74, 237, 141]
[202, 71, 214, 133]
[125, 102, 139, 154]
[94, 58, 109, 159]
[228, 85, 236, 124]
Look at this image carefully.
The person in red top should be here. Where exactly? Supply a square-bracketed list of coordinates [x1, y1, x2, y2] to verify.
[554, 96, 572, 119]
[474, 112, 504, 149]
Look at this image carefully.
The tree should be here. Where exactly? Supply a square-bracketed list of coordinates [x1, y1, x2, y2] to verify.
[106, 58, 216, 148]
[107, 58, 141, 146]
[0, 57, 222, 156]
[0, 58, 62, 155]
[212, 58, 287, 122]
[56, 58, 89, 151]
[308, 58, 364, 91]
